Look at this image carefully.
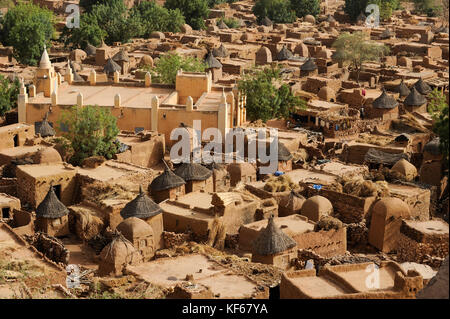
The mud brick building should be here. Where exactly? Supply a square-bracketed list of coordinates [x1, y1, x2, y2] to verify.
[0, 123, 35, 150]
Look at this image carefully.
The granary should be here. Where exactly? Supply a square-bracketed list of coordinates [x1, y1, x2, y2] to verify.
[84, 43, 97, 57]
[212, 44, 229, 58]
[173, 162, 213, 193]
[251, 215, 297, 269]
[227, 162, 257, 186]
[414, 78, 432, 95]
[18, 49, 247, 148]
[16, 163, 77, 209]
[404, 86, 428, 113]
[95, 41, 113, 66]
[0, 193, 21, 221]
[280, 261, 423, 299]
[0, 123, 35, 150]
[300, 195, 333, 222]
[277, 45, 293, 61]
[161, 191, 259, 241]
[393, 79, 411, 98]
[368, 197, 411, 253]
[278, 190, 305, 217]
[204, 162, 230, 192]
[103, 58, 122, 77]
[255, 46, 272, 65]
[240, 214, 346, 258]
[149, 168, 186, 203]
[366, 89, 399, 120]
[204, 51, 223, 81]
[34, 185, 70, 237]
[98, 234, 143, 277]
[112, 50, 131, 75]
[117, 217, 157, 261]
[300, 58, 318, 77]
[36, 112, 55, 138]
[257, 142, 293, 174]
[397, 219, 449, 266]
[120, 186, 163, 250]
[32, 147, 62, 165]
[391, 158, 418, 182]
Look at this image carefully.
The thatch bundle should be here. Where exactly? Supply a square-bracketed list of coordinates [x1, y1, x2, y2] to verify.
[74, 210, 104, 241]
[264, 175, 299, 193]
[81, 182, 135, 202]
[330, 176, 390, 198]
[206, 216, 226, 250]
[314, 216, 343, 231]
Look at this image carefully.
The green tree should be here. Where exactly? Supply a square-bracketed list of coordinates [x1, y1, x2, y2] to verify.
[130, 1, 185, 37]
[428, 88, 447, 119]
[164, 0, 210, 30]
[332, 32, 389, 82]
[238, 66, 306, 122]
[148, 53, 206, 85]
[61, 0, 143, 48]
[253, 0, 296, 24]
[0, 74, 20, 117]
[433, 104, 449, 169]
[217, 17, 241, 28]
[0, 3, 55, 65]
[58, 105, 120, 166]
[344, 0, 400, 21]
[290, 0, 320, 18]
[413, 0, 443, 17]
[79, 0, 110, 12]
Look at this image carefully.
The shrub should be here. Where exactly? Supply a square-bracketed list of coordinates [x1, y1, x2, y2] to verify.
[290, 0, 320, 18]
[149, 53, 206, 85]
[164, 0, 210, 30]
[0, 74, 20, 117]
[253, 0, 297, 24]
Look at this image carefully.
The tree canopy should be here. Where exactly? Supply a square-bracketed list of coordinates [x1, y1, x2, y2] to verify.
[0, 3, 55, 65]
[253, 0, 297, 24]
[290, 0, 320, 18]
[344, 0, 401, 22]
[238, 66, 306, 122]
[58, 105, 120, 166]
[332, 32, 389, 82]
[164, 0, 210, 30]
[146, 53, 206, 85]
[0, 74, 20, 117]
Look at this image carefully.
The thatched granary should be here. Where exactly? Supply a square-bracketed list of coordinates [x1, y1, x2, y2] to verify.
[35, 185, 70, 237]
[394, 79, 411, 97]
[117, 217, 156, 260]
[279, 191, 306, 217]
[372, 89, 399, 109]
[414, 78, 432, 95]
[277, 45, 293, 61]
[300, 58, 318, 76]
[174, 162, 213, 193]
[98, 234, 142, 276]
[120, 186, 164, 250]
[261, 16, 273, 27]
[380, 28, 394, 39]
[150, 168, 186, 203]
[404, 86, 427, 112]
[38, 113, 55, 138]
[256, 46, 272, 65]
[84, 43, 97, 57]
[103, 58, 122, 75]
[251, 215, 297, 269]
[212, 44, 229, 58]
[33, 147, 62, 164]
[204, 51, 222, 81]
[391, 159, 418, 181]
[120, 186, 162, 220]
[301, 195, 333, 222]
[368, 197, 411, 253]
[423, 138, 441, 159]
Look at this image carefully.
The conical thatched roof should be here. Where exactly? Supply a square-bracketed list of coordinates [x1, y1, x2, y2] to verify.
[217, 20, 229, 29]
[112, 50, 129, 62]
[150, 168, 186, 192]
[73, 70, 84, 82]
[252, 216, 296, 256]
[103, 58, 121, 74]
[212, 44, 229, 58]
[414, 78, 432, 95]
[372, 88, 399, 109]
[85, 44, 97, 56]
[277, 45, 293, 61]
[424, 138, 441, 155]
[174, 162, 212, 182]
[278, 142, 293, 161]
[38, 112, 56, 137]
[404, 86, 427, 106]
[394, 80, 410, 97]
[261, 16, 273, 26]
[327, 15, 336, 23]
[36, 185, 69, 219]
[120, 186, 162, 219]
[300, 58, 317, 71]
[205, 51, 222, 69]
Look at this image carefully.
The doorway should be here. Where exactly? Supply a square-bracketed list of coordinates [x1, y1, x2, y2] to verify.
[2, 207, 10, 219]
[13, 134, 19, 147]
